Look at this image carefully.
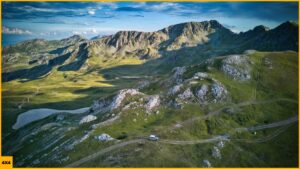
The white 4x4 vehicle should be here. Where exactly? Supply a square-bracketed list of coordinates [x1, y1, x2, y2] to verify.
[149, 135, 159, 141]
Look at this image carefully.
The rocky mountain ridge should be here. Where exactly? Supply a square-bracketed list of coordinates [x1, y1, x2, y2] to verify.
[2, 20, 298, 82]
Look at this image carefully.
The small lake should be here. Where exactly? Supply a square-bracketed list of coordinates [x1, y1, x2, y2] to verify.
[13, 107, 90, 130]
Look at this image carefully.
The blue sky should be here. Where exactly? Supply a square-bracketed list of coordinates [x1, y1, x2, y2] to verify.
[2, 2, 298, 46]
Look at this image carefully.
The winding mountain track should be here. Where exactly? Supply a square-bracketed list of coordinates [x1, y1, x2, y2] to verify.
[158, 135, 229, 145]
[234, 124, 294, 144]
[66, 115, 297, 167]
[172, 98, 297, 130]
[235, 115, 298, 132]
[66, 139, 146, 167]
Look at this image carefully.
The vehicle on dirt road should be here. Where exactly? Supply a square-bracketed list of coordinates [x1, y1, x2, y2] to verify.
[149, 135, 159, 141]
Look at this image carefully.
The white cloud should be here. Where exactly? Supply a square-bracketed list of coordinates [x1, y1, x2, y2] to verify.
[151, 3, 180, 11]
[72, 29, 97, 35]
[2, 26, 32, 35]
[99, 2, 118, 9]
[91, 28, 98, 34]
[20, 5, 59, 13]
[71, 27, 119, 36]
[88, 9, 96, 15]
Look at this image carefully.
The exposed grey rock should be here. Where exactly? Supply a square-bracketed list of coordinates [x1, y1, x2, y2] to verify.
[203, 159, 212, 168]
[212, 146, 221, 159]
[145, 95, 160, 112]
[91, 89, 142, 114]
[193, 72, 209, 80]
[91, 99, 111, 113]
[171, 67, 186, 84]
[196, 84, 209, 102]
[168, 84, 183, 96]
[217, 140, 225, 148]
[211, 82, 228, 102]
[94, 133, 114, 141]
[178, 88, 194, 101]
[110, 89, 141, 111]
[168, 100, 182, 109]
[79, 115, 97, 124]
[221, 55, 251, 81]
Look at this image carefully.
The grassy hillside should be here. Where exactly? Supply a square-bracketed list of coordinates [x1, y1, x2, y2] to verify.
[2, 50, 297, 167]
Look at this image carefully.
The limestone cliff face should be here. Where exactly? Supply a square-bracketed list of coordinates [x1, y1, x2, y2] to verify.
[86, 20, 237, 59]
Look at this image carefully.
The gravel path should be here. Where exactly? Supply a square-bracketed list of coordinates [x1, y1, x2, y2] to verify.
[66, 115, 297, 167]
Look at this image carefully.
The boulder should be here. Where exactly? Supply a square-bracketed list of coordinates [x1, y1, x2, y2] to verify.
[168, 84, 183, 96]
[79, 115, 97, 124]
[211, 82, 228, 102]
[196, 84, 209, 102]
[203, 159, 212, 168]
[193, 72, 209, 80]
[94, 133, 114, 141]
[145, 95, 160, 112]
[178, 88, 194, 101]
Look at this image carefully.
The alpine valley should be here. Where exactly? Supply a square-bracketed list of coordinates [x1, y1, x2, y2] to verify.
[2, 20, 299, 167]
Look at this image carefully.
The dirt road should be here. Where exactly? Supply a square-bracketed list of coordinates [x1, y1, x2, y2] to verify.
[66, 115, 297, 167]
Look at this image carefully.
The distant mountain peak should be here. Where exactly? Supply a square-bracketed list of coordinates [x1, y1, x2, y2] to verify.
[253, 25, 270, 32]
[60, 34, 86, 44]
[65, 34, 85, 40]
[278, 20, 298, 28]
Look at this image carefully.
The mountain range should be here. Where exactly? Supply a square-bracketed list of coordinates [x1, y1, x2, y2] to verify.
[2, 20, 298, 82]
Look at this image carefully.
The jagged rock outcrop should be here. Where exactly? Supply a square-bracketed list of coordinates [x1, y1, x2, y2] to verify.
[178, 88, 194, 101]
[110, 89, 141, 110]
[91, 89, 142, 114]
[211, 82, 228, 102]
[196, 84, 209, 102]
[145, 95, 160, 112]
[79, 115, 97, 124]
[168, 84, 183, 96]
[171, 66, 187, 84]
[221, 55, 251, 81]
